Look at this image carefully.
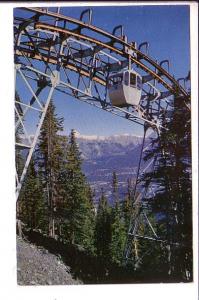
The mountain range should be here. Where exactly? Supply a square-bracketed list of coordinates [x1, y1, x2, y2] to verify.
[75, 132, 147, 204]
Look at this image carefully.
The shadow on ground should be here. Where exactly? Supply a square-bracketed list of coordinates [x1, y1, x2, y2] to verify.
[20, 229, 186, 284]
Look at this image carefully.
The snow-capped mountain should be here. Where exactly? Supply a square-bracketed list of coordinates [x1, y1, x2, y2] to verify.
[75, 131, 143, 160]
[75, 132, 147, 203]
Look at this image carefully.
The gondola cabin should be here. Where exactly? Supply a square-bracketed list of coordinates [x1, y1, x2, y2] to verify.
[108, 70, 142, 107]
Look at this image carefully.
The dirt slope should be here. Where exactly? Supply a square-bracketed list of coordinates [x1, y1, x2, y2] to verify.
[17, 236, 82, 285]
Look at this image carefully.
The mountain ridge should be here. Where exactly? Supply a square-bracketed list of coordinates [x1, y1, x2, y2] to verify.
[75, 132, 148, 203]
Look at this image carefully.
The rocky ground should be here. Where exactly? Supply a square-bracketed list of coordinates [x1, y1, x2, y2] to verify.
[17, 236, 82, 285]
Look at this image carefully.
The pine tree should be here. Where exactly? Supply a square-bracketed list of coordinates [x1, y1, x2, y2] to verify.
[60, 129, 95, 252]
[18, 159, 48, 231]
[110, 206, 126, 265]
[141, 94, 192, 280]
[112, 171, 119, 205]
[110, 172, 126, 265]
[36, 100, 66, 237]
[94, 189, 112, 260]
[122, 178, 133, 232]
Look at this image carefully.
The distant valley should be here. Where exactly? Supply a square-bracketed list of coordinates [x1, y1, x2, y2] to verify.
[75, 132, 147, 204]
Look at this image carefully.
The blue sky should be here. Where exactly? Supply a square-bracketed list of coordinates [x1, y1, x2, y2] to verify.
[15, 5, 190, 137]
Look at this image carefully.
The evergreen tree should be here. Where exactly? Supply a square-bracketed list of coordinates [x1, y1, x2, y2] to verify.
[141, 95, 192, 280]
[110, 172, 126, 265]
[94, 189, 112, 260]
[110, 206, 126, 266]
[18, 159, 47, 231]
[112, 171, 119, 205]
[60, 129, 95, 252]
[36, 100, 66, 237]
[122, 178, 133, 232]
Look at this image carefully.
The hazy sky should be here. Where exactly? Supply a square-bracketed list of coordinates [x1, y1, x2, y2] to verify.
[15, 5, 190, 137]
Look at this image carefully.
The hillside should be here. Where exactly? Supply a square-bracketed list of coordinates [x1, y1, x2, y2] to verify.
[17, 236, 82, 285]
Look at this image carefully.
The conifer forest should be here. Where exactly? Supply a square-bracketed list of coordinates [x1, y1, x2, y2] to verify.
[16, 95, 192, 284]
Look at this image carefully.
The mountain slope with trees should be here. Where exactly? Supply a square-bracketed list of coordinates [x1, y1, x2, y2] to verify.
[17, 93, 192, 283]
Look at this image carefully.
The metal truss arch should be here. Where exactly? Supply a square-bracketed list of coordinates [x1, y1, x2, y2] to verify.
[14, 7, 190, 253]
